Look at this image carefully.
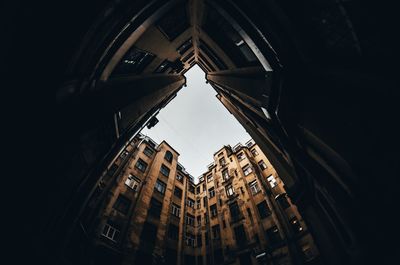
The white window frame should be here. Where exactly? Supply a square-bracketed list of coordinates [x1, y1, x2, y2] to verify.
[186, 214, 195, 226]
[226, 185, 235, 197]
[267, 175, 278, 188]
[187, 198, 195, 208]
[237, 152, 245, 161]
[222, 169, 229, 180]
[172, 203, 181, 217]
[249, 180, 261, 195]
[125, 174, 141, 191]
[243, 165, 253, 176]
[101, 223, 120, 242]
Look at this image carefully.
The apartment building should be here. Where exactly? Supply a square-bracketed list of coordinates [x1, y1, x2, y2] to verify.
[87, 135, 318, 265]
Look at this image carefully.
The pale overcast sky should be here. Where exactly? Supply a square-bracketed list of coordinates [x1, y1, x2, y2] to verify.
[141, 65, 251, 180]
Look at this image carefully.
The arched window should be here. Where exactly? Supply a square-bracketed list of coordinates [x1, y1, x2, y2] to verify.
[164, 151, 173, 163]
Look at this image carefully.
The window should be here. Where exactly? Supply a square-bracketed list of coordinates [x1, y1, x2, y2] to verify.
[203, 196, 208, 207]
[249, 180, 261, 195]
[168, 224, 179, 240]
[226, 184, 235, 197]
[258, 160, 267, 170]
[267, 175, 278, 188]
[185, 232, 195, 247]
[174, 186, 182, 199]
[186, 213, 195, 226]
[113, 194, 131, 215]
[290, 217, 303, 234]
[212, 224, 221, 239]
[135, 158, 148, 172]
[196, 199, 201, 209]
[234, 225, 247, 246]
[204, 213, 209, 224]
[276, 194, 290, 209]
[160, 164, 170, 177]
[229, 201, 241, 221]
[187, 198, 195, 208]
[265, 226, 282, 246]
[257, 201, 271, 219]
[222, 169, 229, 180]
[237, 152, 245, 161]
[197, 215, 201, 226]
[207, 174, 213, 183]
[113, 47, 155, 75]
[244, 208, 251, 220]
[196, 186, 200, 194]
[164, 151, 173, 163]
[101, 222, 120, 242]
[125, 174, 141, 191]
[251, 148, 259, 156]
[222, 219, 227, 229]
[208, 187, 215, 198]
[197, 234, 202, 247]
[143, 146, 154, 157]
[171, 203, 181, 217]
[149, 198, 163, 217]
[210, 204, 217, 217]
[154, 179, 167, 194]
[177, 38, 193, 55]
[189, 184, 195, 194]
[219, 157, 226, 166]
[242, 164, 252, 176]
[176, 174, 183, 183]
[120, 150, 129, 159]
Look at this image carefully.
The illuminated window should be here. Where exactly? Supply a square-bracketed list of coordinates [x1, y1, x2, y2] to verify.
[226, 184, 235, 197]
[242, 164, 252, 176]
[267, 175, 278, 188]
[251, 148, 259, 156]
[258, 160, 267, 170]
